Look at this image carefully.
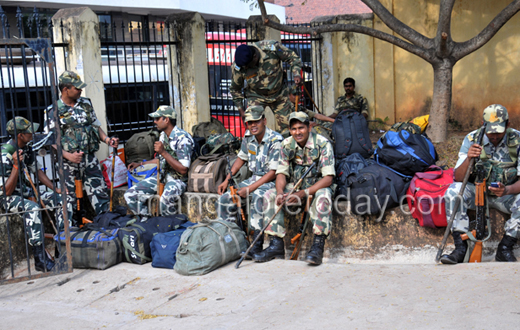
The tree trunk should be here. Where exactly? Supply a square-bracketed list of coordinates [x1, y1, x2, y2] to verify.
[427, 60, 454, 143]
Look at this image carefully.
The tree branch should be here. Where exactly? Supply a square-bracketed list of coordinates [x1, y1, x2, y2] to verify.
[362, 0, 432, 49]
[452, 0, 520, 60]
[435, 0, 455, 58]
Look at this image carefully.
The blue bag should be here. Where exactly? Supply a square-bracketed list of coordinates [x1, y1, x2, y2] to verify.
[127, 163, 157, 188]
[150, 221, 197, 269]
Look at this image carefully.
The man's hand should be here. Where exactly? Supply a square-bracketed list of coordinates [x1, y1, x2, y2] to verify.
[108, 137, 119, 148]
[285, 189, 306, 205]
[154, 141, 165, 155]
[489, 182, 508, 197]
[65, 151, 84, 164]
[127, 162, 141, 171]
[275, 192, 286, 207]
[217, 179, 229, 195]
[468, 143, 482, 159]
[294, 76, 302, 85]
[11, 150, 23, 167]
[237, 186, 249, 199]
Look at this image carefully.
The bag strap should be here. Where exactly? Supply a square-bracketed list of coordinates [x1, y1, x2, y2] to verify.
[353, 113, 371, 153]
[122, 238, 152, 261]
[409, 165, 443, 192]
[341, 111, 353, 151]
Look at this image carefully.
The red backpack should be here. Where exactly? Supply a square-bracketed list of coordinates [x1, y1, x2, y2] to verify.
[407, 166, 454, 228]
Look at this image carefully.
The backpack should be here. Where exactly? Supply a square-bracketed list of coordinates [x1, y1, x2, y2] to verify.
[374, 130, 438, 177]
[174, 219, 248, 276]
[335, 153, 373, 196]
[331, 109, 372, 159]
[200, 132, 240, 156]
[117, 214, 188, 264]
[150, 221, 197, 269]
[192, 117, 228, 139]
[124, 129, 160, 166]
[407, 166, 454, 228]
[187, 153, 235, 193]
[346, 163, 410, 216]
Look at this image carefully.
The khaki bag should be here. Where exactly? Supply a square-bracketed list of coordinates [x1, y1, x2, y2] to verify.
[192, 117, 228, 139]
[188, 154, 235, 193]
[174, 219, 248, 276]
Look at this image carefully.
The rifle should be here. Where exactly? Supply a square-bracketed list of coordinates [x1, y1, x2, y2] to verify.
[226, 156, 249, 240]
[151, 158, 164, 217]
[109, 136, 118, 212]
[74, 151, 91, 227]
[235, 163, 316, 269]
[290, 195, 313, 260]
[436, 123, 487, 262]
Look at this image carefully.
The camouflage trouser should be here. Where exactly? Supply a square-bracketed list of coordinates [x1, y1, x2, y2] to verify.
[445, 182, 520, 238]
[248, 91, 292, 134]
[216, 176, 275, 228]
[262, 183, 333, 237]
[2, 192, 71, 246]
[124, 176, 186, 216]
[64, 153, 109, 215]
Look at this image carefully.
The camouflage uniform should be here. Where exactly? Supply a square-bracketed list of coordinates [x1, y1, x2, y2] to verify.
[45, 96, 109, 215]
[446, 105, 520, 239]
[125, 107, 194, 216]
[333, 93, 369, 117]
[262, 117, 336, 237]
[288, 85, 332, 141]
[230, 40, 302, 133]
[216, 123, 283, 226]
[0, 139, 71, 247]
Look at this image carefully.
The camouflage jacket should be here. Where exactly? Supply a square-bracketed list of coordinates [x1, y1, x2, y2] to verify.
[457, 128, 520, 186]
[159, 126, 194, 183]
[333, 93, 369, 116]
[237, 127, 283, 177]
[0, 140, 39, 198]
[277, 132, 335, 189]
[45, 97, 101, 153]
[230, 40, 302, 112]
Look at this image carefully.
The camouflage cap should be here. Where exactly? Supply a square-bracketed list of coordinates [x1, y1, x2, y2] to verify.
[59, 71, 87, 89]
[289, 111, 309, 123]
[244, 105, 264, 122]
[483, 104, 508, 133]
[149, 105, 177, 119]
[6, 116, 39, 135]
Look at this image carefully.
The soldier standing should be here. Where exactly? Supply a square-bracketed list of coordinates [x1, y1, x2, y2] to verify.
[441, 104, 520, 264]
[254, 112, 335, 265]
[230, 40, 303, 136]
[216, 105, 283, 259]
[45, 71, 118, 216]
[125, 106, 194, 216]
[1, 117, 71, 272]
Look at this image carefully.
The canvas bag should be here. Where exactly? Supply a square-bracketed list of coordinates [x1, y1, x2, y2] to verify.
[127, 163, 158, 188]
[174, 219, 248, 276]
[124, 129, 159, 166]
[187, 154, 234, 193]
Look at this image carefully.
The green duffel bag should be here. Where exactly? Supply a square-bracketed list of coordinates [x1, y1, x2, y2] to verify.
[174, 219, 248, 276]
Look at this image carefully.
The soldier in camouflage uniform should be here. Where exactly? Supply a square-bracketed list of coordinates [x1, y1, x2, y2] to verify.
[230, 41, 303, 136]
[1, 117, 71, 272]
[216, 105, 283, 259]
[125, 106, 194, 217]
[45, 71, 118, 218]
[441, 104, 520, 264]
[329, 77, 369, 120]
[254, 112, 335, 266]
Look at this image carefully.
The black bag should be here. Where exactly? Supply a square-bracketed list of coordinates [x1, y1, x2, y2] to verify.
[332, 109, 372, 159]
[374, 130, 438, 177]
[117, 214, 188, 264]
[88, 206, 136, 230]
[124, 129, 160, 166]
[346, 163, 410, 216]
[335, 153, 373, 196]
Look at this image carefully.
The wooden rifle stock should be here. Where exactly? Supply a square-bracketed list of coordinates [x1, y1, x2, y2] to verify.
[230, 185, 249, 240]
[290, 195, 313, 260]
[109, 144, 117, 212]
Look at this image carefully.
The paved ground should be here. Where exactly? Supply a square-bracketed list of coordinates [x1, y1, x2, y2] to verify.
[1, 258, 520, 329]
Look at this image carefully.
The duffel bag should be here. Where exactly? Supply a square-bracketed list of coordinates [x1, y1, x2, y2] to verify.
[128, 163, 158, 188]
[335, 153, 373, 197]
[174, 219, 248, 276]
[188, 154, 233, 193]
[150, 221, 197, 269]
[89, 205, 137, 229]
[118, 214, 188, 264]
[348, 163, 410, 216]
[56, 227, 122, 270]
[407, 166, 454, 228]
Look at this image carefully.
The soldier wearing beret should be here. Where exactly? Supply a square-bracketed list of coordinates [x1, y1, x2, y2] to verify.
[254, 112, 335, 265]
[125, 106, 194, 216]
[1, 117, 71, 272]
[441, 104, 520, 264]
[230, 41, 303, 136]
[45, 71, 118, 217]
[216, 105, 283, 259]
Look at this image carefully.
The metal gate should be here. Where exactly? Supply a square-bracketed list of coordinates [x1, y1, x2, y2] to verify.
[1, 8, 72, 284]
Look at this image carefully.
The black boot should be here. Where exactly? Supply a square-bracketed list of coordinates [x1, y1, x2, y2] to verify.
[252, 235, 284, 262]
[440, 231, 468, 264]
[495, 235, 518, 262]
[245, 230, 264, 260]
[306, 235, 326, 265]
[32, 245, 55, 272]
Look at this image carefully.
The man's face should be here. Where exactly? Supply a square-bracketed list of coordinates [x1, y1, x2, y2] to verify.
[289, 93, 296, 104]
[18, 132, 33, 147]
[486, 131, 507, 147]
[290, 121, 310, 145]
[64, 85, 82, 101]
[246, 117, 266, 137]
[153, 116, 168, 132]
[344, 82, 355, 96]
